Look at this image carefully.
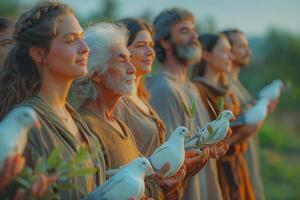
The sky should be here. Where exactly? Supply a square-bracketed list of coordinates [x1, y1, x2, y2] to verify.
[21, 0, 300, 37]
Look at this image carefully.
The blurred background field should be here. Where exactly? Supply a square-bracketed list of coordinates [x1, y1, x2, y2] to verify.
[1, 0, 300, 199]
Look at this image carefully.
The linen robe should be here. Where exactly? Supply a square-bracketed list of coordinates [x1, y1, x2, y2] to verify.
[147, 71, 221, 200]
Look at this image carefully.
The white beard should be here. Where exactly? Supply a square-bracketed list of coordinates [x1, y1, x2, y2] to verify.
[104, 73, 136, 95]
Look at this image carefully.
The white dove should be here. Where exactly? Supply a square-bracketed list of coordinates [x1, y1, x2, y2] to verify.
[231, 98, 269, 126]
[259, 79, 284, 101]
[244, 98, 269, 124]
[148, 126, 191, 177]
[0, 106, 40, 167]
[86, 157, 152, 200]
[185, 110, 235, 148]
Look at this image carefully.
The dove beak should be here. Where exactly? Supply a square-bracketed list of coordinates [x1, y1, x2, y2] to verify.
[186, 131, 192, 138]
[232, 115, 236, 121]
[34, 120, 41, 129]
[147, 165, 154, 174]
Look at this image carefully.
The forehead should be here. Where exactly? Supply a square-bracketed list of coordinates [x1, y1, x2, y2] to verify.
[56, 13, 83, 35]
[216, 37, 231, 49]
[133, 30, 153, 43]
[232, 33, 248, 46]
[171, 18, 195, 33]
[112, 43, 130, 57]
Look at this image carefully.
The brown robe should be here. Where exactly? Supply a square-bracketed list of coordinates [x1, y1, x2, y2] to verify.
[147, 71, 213, 200]
[20, 96, 106, 200]
[228, 76, 265, 200]
[193, 77, 255, 200]
[78, 105, 164, 200]
[114, 96, 165, 157]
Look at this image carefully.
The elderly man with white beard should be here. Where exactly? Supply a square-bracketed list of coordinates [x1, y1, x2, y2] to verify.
[147, 8, 229, 200]
[72, 22, 190, 200]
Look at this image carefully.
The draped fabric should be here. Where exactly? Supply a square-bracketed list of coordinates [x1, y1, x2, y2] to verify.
[147, 71, 214, 200]
[193, 77, 256, 200]
[228, 76, 265, 200]
[114, 96, 165, 157]
[79, 106, 164, 200]
[20, 96, 106, 200]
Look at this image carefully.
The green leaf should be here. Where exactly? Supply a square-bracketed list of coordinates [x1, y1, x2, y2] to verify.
[67, 167, 98, 178]
[207, 125, 214, 135]
[46, 148, 61, 170]
[216, 97, 224, 112]
[73, 147, 89, 164]
[191, 99, 196, 118]
[181, 101, 192, 119]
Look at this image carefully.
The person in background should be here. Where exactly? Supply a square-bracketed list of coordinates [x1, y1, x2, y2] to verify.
[148, 8, 229, 200]
[192, 33, 256, 200]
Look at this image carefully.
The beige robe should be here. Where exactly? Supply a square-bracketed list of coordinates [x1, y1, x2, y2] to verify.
[20, 96, 106, 200]
[147, 71, 223, 200]
[78, 106, 164, 200]
[114, 96, 165, 157]
[228, 77, 265, 200]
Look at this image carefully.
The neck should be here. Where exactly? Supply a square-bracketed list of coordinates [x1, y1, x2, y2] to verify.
[203, 65, 221, 87]
[86, 87, 120, 121]
[133, 74, 142, 98]
[230, 64, 241, 81]
[163, 54, 189, 81]
[38, 74, 72, 111]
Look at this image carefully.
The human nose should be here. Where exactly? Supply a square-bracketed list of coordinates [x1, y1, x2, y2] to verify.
[127, 60, 136, 75]
[79, 39, 90, 55]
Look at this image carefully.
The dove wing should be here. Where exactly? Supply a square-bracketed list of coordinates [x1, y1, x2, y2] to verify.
[98, 172, 128, 197]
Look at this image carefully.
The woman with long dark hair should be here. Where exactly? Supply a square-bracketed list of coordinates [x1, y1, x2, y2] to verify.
[0, 1, 106, 199]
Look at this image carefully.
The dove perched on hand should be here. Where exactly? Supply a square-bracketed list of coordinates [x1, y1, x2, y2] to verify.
[185, 110, 235, 148]
[85, 157, 152, 200]
[0, 106, 40, 168]
[148, 126, 191, 177]
[259, 79, 284, 100]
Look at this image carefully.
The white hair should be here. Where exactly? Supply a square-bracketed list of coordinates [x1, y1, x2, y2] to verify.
[71, 22, 129, 105]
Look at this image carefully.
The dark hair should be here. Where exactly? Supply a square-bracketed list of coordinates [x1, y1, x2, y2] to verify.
[118, 17, 153, 101]
[221, 29, 243, 45]
[191, 33, 224, 77]
[153, 7, 194, 63]
[0, 1, 72, 118]
[0, 17, 13, 32]
[118, 17, 153, 46]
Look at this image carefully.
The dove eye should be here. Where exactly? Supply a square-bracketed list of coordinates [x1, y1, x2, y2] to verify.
[24, 113, 29, 117]
[142, 161, 146, 165]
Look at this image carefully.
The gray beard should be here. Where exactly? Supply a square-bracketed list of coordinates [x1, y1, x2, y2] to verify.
[104, 72, 136, 95]
[172, 42, 202, 65]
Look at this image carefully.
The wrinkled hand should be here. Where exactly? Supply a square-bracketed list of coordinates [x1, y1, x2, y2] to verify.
[184, 149, 208, 177]
[268, 99, 279, 113]
[0, 154, 25, 191]
[206, 142, 229, 159]
[151, 162, 186, 199]
[30, 173, 57, 197]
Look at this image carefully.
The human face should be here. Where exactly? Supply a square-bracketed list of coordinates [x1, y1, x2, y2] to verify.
[169, 19, 201, 65]
[104, 44, 136, 95]
[0, 27, 14, 67]
[128, 30, 154, 76]
[205, 37, 233, 73]
[230, 33, 251, 67]
[43, 13, 89, 80]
